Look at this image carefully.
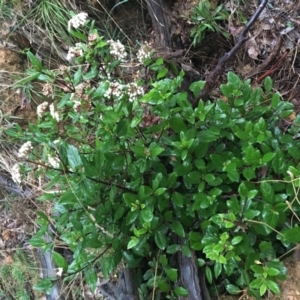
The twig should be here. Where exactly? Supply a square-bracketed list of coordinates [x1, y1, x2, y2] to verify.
[192, 0, 269, 107]
[254, 50, 287, 82]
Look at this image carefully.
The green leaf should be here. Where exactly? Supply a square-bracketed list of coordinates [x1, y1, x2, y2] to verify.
[238, 182, 248, 198]
[85, 267, 98, 293]
[34, 278, 55, 294]
[214, 261, 222, 278]
[155, 187, 167, 196]
[27, 51, 43, 71]
[231, 236, 243, 245]
[262, 209, 279, 228]
[127, 237, 140, 249]
[243, 167, 256, 181]
[244, 145, 261, 165]
[167, 244, 180, 254]
[227, 169, 239, 182]
[189, 81, 205, 97]
[210, 154, 224, 168]
[205, 266, 213, 284]
[272, 149, 286, 174]
[92, 81, 109, 99]
[260, 182, 274, 203]
[267, 268, 280, 276]
[52, 251, 68, 271]
[250, 277, 264, 289]
[169, 220, 185, 237]
[131, 114, 142, 128]
[169, 117, 188, 133]
[261, 153, 275, 163]
[149, 144, 164, 157]
[158, 280, 170, 292]
[283, 227, 300, 243]
[155, 231, 167, 250]
[69, 30, 87, 41]
[264, 76, 273, 92]
[174, 286, 188, 296]
[166, 268, 178, 282]
[15, 71, 40, 86]
[67, 144, 82, 170]
[74, 66, 82, 86]
[260, 283, 267, 296]
[157, 67, 168, 79]
[198, 130, 219, 142]
[228, 72, 242, 87]
[172, 192, 184, 207]
[114, 206, 125, 221]
[204, 173, 215, 183]
[271, 92, 280, 108]
[244, 209, 260, 219]
[83, 65, 99, 80]
[226, 284, 241, 295]
[251, 265, 264, 274]
[140, 207, 153, 223]
[28, 236, 46, 247]
[267, 280, 280, 294]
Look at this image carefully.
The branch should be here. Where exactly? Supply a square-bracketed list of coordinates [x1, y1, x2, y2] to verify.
[192, 0, 269, 107]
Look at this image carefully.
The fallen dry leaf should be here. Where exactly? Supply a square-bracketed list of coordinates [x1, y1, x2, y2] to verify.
[2, 229, 11, 241]
[246, 37, 259, 60]
[3, 255, 14, 264]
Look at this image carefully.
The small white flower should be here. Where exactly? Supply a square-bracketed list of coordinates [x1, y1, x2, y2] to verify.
[66, 43, 84, 61]
[18, 141, 33, 158]
[126, 82, 144, 102]
[49, 103, 60, 122]
[56, 267, 63, 277]
[73, 100, 81, 111]
[11, 164, 21, 184]
[137, 42, 152, 64]
[104, 81, 124, 99]
[107, 40, 127, 61]
[47, 155, 60, 168]
[37, 101, 49, 117]
[68, 12, 88, 31]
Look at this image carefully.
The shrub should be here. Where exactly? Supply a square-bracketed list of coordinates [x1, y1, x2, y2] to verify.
[6, 16, 300, 299]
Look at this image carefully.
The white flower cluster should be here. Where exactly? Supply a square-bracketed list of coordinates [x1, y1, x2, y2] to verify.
[137, 42, 152, 64]
[42, 82, 53, 97]
[126, 82, 144, 102]
[73, 100, 81, 111]
[104, 81, 124, 99]
[107, 40, 127, 61]
[68, 12, 88, 30]
[50, 103, 60, 122]
[66, 43, 84, 61]
[37, 101, 49, 117]
[18, 141, 33, 159]
[99, 65, 112, 80]
[11, 164, 21, 184]
[47, 155, 60, 168]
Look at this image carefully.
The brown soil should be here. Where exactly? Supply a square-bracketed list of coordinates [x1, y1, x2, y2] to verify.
[0, 48, 36, 126]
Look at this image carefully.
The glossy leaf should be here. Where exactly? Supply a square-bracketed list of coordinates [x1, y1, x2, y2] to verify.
[283, 227, 300, 243]
[67, 144, 82, 170]
[226, 284, 241, 295]
[169, 220, 185, 237]
[155, 231, 167, 250]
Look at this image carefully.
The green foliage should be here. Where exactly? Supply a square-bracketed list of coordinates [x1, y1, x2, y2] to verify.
[190, 0, 230, 45]
[8, 19, 300, 299]
[0, 250, 41, 300]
